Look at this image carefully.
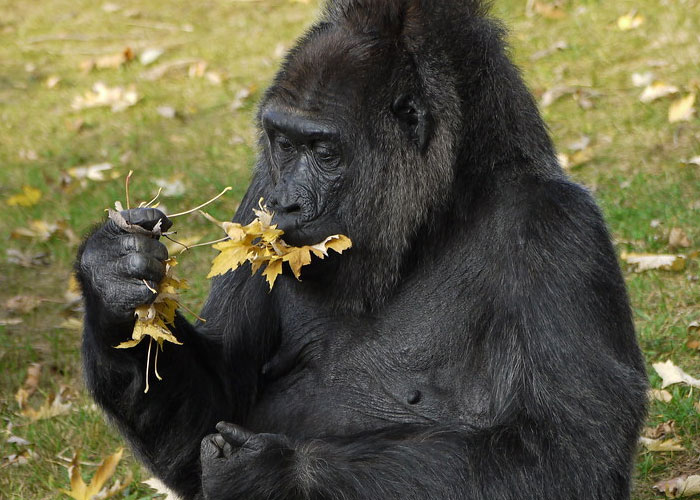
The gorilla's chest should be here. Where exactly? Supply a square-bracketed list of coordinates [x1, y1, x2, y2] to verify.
[245, 276, 490, 438]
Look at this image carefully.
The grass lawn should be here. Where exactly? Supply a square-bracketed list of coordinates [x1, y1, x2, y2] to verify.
[0, 0, 698, 498]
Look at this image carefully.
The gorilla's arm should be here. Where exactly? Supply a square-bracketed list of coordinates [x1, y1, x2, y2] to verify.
[78, 174, 278, 499]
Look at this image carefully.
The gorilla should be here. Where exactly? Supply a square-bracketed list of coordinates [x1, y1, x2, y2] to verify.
[76, 0, 648, 499]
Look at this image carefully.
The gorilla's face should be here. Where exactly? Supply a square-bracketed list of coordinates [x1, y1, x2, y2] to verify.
[262, 107, 347, 247]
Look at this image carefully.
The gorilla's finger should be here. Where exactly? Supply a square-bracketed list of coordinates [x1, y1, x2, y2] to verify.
[120, 234, 169, 261]
[120, 208, 173, 233]
[216, 422, 255, 446]
[201, 434, 225, 459]
[118, 253, 166, 282]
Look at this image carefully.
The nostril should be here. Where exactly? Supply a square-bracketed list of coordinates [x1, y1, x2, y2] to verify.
[284, 203, 301, 214]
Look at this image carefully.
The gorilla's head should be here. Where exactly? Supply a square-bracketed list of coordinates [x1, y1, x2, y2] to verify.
[256, 0, 555, 312]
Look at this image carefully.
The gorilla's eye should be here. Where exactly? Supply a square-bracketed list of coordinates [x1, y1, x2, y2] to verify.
[313, 142, 339, 164]
[275, 135, 295, 153]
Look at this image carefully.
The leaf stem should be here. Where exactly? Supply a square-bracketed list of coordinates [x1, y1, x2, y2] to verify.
[144, 337, 152, 393]
[168, 186, 232, 217]
[125, 170, 134, 210]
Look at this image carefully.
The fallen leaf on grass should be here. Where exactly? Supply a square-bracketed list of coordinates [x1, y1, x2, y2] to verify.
[617, 11, 644, 31]
[643, 421, 676, 439]
[669, 228, 691, 248]
[66, 163, 118, 183]
[80, 47, 134, 71]
[154, 176, 186, 197]
[648, 388, 673, 402]
[141, 58, 202, 81]
[15, 362, 41, 409]
[143, 477, 182, 499]
[533, 1, 566, 19]
[639, 436, 685, 452]
[654, 474, 700, 498]
[11, 219, 78, 244]
[5, 295, 44, 314]
[631, 72, 654, 88]
[5, 248, 50, 267]
[72, 82, 139, 112]
[621, 252, 686, 272]
[139, 48, 164, 66]
[557, 148, 594, 169]
[21, 387, 71, 421]
[683, 156, 700, 167]
[2, 448, 38, 467]
[639, 82, 679, 103]
[6, 185, 41, 207]
[46, 75, 61, 89]
[669, 94, 696, 123]
[653, 360, 700, 389]
[61, 448, 132, 500]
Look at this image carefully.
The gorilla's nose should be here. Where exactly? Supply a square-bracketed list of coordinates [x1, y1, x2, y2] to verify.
[268, 196, 302, 217]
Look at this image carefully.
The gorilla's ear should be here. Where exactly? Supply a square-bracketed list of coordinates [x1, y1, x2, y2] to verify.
[391, 94, 432, 153]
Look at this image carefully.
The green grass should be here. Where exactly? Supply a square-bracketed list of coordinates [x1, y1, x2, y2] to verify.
[1, 0, 699, 498]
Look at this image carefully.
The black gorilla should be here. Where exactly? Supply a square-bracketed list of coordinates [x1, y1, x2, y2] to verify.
[76, 0, 648, 499]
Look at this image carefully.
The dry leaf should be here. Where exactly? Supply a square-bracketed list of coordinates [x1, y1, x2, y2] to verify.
[643, 421, 676, 439]
[5, 295, 44, 314]
[653, 360, 700, 389]
[72, 82, 139, 112]
[621, 252, 686, 272]
[617, 11, 644, 31]
[80, 47, 134, 71]
[3, 448, 38, 467]
[139, 48, 164, 66]
[67, 163, 117, 183]
[639, 82, 679, 103]
[649, 388, 673, 402]
[654, 475, 700, 498]
[669, 94, 696, 123]
[6, 185, 42, 207]
[154, 176, 186, 197]
[46, 75, 61, 89]
[5, 248, 50, 267]
[639, 436, 685, 452]
[21, 387, 72, 421]
[669, 228, 691, 248]
[141, 58, 202, 81]
[533, 1, 566, 19]
[15, 362, 41, 409]
[689, 321, 700, 333]
[0, 318, 23, 326]
[684, 156, 700, 167]
[557, 148, 594, 169]
[143, 477, 183, 499]
[206, 199, 352, 290]
[11, 219, 77, 244]
[60, 448, 131, 500]
[631, 72, 654, 88]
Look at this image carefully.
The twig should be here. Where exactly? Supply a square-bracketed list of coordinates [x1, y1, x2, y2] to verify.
[168, 186, 232, 217]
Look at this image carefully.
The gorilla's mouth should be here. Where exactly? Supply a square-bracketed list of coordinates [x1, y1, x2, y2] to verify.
[272, 212, 343, 247]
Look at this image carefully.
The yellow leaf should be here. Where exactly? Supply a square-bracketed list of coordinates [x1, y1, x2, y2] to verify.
[639, 82, 679, 103]
[21, 388, 71, 421]
[61, 448, 130, 500]
[262, 258, 283, 289]
[6, 185, 42, 207]
[283, 247, 312, 279]
[668, 94, 696, 123]
[617, 11, 644, 31]
[207, 199, 352, 289]
[15, 362, 41, 409]
[639, 436, 685, 452]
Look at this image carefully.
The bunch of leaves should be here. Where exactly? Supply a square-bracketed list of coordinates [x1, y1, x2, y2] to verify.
[108, 171, 231, 392]
[205, 198, 352, 289]
[60, 448, 132, 500]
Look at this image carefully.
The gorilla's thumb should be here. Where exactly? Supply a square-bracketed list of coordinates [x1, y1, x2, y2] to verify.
[216, 422, 254, 446]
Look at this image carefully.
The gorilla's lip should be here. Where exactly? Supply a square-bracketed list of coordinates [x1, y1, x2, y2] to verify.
[272, 213, 343, 247]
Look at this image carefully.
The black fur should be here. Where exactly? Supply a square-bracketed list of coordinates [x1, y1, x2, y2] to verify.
[76, 1, 647, 499]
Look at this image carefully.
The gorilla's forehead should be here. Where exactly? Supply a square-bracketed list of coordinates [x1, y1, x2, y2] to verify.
[267, 25, 394, 115]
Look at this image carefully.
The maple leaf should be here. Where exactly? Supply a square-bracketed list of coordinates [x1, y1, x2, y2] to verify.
[6, 185, 42, 207]
[60, 448, 132, 500]
[206, 199, 352, 289]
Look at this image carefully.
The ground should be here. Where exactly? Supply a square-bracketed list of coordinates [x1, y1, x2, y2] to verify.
[0, 0, 698, 498]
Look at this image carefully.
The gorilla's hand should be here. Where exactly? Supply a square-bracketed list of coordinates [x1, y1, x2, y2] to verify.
[201, 422, 295, 500]
[78, 208, 172, 325]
